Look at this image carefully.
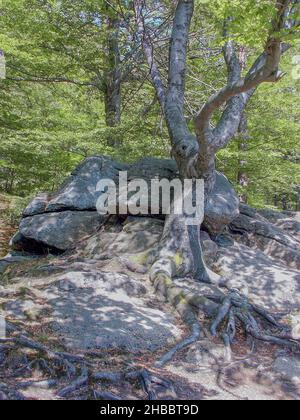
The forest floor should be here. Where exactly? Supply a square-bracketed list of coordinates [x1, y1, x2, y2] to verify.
[0, 212, 300, 400]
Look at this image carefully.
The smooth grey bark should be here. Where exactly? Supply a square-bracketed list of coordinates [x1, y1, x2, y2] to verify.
[134, 0, 199, 179]
[134, 0, 211, 282]
[133, 0, 298, 283]
[194, 0, 294, 192]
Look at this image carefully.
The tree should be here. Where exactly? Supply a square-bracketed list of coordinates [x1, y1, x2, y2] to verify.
[130, 0, 300, 358]
[1, 0, 128, 134]
[134, 0, 299, 275]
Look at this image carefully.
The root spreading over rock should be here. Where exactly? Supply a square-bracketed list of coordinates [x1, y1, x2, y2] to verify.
[1, 157, 300, 400]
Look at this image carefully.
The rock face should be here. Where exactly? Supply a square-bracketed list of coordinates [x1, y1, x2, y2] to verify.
[11, 156, 239, 253]
[200, 231, 219, 266]
[43, 270, 182, 351]
[230, 204, 300, 270]
[3, 276, 183, 353]
[214, 242, 300, 312]
[2, 218, 185, 352]
[3, 267, 183, 352]
[11, 211, 105, 253]
[1, 217, 185, 352]
[79, 216, 165, 260]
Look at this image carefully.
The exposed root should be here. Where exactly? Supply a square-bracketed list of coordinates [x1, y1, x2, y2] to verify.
[0, 334, 86, 378]
[1, 328, 176, 400]
[155, 323, 201, 368]
[57, 367, 89, 398]
[92, 372, 123, 382]
[236, 310, 300, 349]
[94, 391, 122, 400]
[0, 383, 26, 400]
[150, 251, 299, 369]
[94, 369, 175, 400]
[17, 379, 57, 390]
[15, 358, 55, 376]
[139, 369, 175, 400]
[221, 309, 237, 363]
[210, 293, 233, 337]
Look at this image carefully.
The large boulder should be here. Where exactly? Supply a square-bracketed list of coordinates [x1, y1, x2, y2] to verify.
[78, 217, 165, 261]
[12, 156, 239, 253]
[214, 242, 300, 313]
[275, 218, 300, 242]
[23, 157, 129, 216]
[11, 211, 104, 254]
[242, 204, 300, 242]
[230, 206, 300, 270]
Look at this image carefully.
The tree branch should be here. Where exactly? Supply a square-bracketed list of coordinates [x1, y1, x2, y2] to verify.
[195, 0, 293, 149]
[211, 39, 251, 151]
[6, 76, 96, 87]
[6, 64, 97, 88]
[166, 0, 194, 114]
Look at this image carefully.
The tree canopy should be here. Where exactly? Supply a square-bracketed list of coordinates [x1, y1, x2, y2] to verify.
[0, 0, 299, 209]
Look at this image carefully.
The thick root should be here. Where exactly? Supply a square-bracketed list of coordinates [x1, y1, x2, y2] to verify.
[150, 253, 299, 368]
[57, 367, 89, 398]
[155, 323, 201, 368]
[1, 329, 176, 400]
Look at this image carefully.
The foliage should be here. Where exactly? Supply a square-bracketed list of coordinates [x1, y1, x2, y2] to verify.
[218, 53, 300, 209]
[0, 0, 299, 209]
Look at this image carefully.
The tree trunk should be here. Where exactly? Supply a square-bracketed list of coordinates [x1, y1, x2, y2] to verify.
[103, 9, 122, 145]
[237, 113, 250, 203]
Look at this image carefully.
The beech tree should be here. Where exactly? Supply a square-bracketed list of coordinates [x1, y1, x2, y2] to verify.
[1, 0, 300, 384]
[130, 0, 300, 358]
[134, 0, 298, 272]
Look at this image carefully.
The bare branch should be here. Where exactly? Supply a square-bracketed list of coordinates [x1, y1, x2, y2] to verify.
[6, 76, 96, 87]
[6, 64, 98, 88]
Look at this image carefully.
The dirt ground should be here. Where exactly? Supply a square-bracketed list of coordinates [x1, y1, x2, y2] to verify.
[0, 211, 300, 400]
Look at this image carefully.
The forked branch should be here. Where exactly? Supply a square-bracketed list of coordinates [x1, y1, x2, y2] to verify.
[195, 0, 293, 149]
